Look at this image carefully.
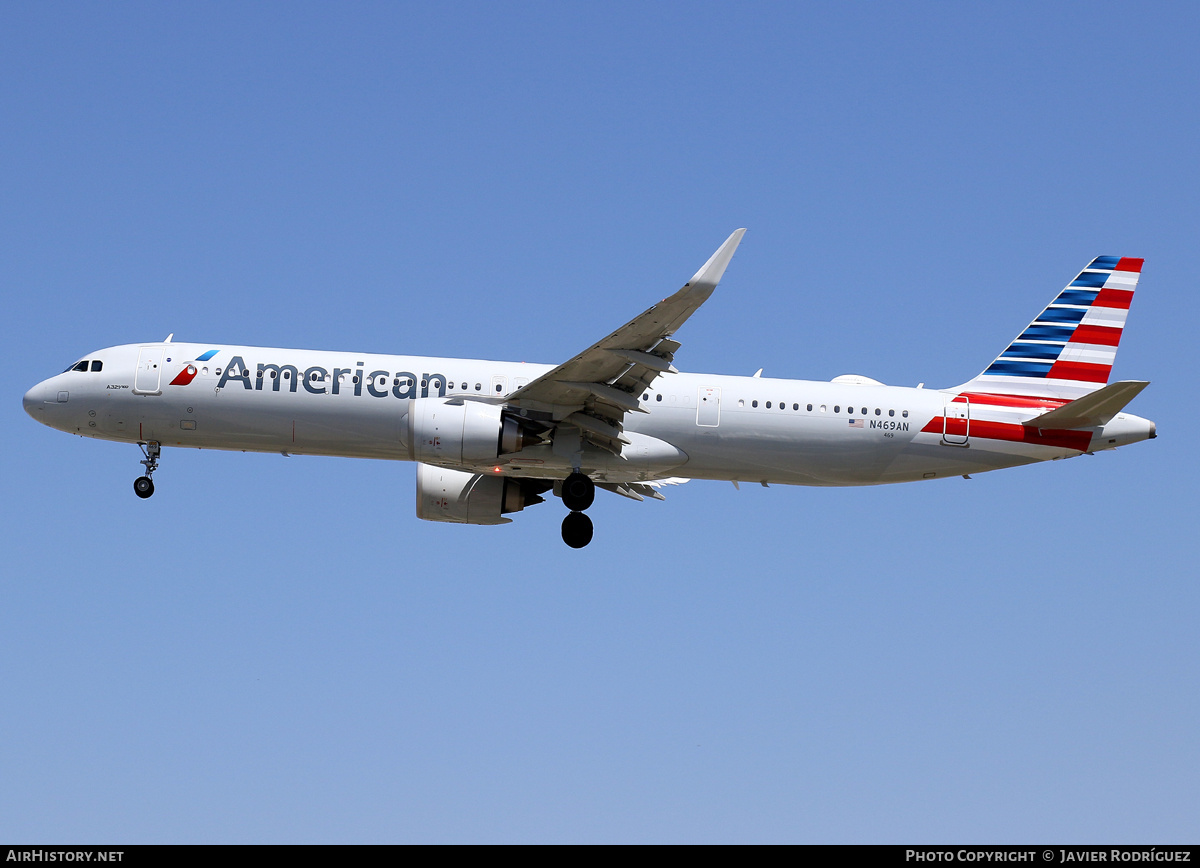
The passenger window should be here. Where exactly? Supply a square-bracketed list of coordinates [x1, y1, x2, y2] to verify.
[90, 360, 103, 372]
[752, 400, 758, 408]
[496, 384, 503, 393]
[889, 409, 895, 417]
[475, 383, 481, 391]
[461, 382, 468, 390]
[765, 401, 771, 409]
[875, 408, 881, 415]
[834, 405, 840, 413]
[656, 394, 663, 402]
[820, 404, 826, 412]
[806, 404, 812, 411]
[903, 410, 909, 417]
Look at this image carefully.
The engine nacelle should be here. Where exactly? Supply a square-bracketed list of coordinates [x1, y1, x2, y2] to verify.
[415, 463, 548, 525]
[408, 399, 539, 464]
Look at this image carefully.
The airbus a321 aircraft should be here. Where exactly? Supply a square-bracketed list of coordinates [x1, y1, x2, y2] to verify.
[23, 230, 1155, 547]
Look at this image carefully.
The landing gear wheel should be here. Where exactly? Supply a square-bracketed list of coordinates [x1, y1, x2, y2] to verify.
[561, 511, 593, 548]
[134, 441, 161, 499]
[562, 472, 595, 511]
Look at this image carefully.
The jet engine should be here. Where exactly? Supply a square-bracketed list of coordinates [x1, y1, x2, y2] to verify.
[415, 463, 550, 525]
[407, 398, 541, 464]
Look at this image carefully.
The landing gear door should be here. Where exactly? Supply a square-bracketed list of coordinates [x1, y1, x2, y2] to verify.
[696, 386, 721, 427]
[133, 347, 165, 395]
[943, 396, 970, 445]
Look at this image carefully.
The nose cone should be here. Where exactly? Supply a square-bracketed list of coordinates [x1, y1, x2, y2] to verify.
[23, 382, 46, 420]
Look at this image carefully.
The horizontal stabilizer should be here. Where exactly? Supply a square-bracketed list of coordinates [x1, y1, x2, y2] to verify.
[1024, 380, 1149, 429]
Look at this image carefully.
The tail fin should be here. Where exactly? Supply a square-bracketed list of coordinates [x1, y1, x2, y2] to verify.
[956, 256, 1143, 399]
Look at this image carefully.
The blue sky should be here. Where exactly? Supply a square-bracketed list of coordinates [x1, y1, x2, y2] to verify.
[2, 2, 1197, 843]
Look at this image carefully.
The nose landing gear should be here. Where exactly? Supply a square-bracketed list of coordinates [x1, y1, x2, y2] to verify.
[134, 441, 160, 499]
[560, 472, 596, 548]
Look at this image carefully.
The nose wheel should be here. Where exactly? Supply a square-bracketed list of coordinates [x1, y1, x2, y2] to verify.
[134, 441, 161, 499]
[560, 472, 596, 547]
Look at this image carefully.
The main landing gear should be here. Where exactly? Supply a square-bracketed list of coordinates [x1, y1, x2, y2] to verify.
[134, 441, 160, 499]
[560, 472, 595, 549]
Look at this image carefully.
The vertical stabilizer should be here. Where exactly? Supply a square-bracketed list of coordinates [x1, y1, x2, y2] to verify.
[956, 257, 1143, 400]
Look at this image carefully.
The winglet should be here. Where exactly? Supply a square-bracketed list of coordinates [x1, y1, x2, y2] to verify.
[686, 228, 746, 292]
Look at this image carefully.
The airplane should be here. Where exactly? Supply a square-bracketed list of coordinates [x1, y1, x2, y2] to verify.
[23, 230, 1155, 548]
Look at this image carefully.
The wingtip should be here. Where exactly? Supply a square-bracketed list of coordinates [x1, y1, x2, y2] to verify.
[689, 228, 747, 288]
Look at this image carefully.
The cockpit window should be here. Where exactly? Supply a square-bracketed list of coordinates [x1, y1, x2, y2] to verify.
[72, 361, 89, 372]
[90, 360, 103, 372]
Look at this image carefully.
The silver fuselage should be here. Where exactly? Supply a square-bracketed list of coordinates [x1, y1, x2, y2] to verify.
[24, 341, 1155, 488]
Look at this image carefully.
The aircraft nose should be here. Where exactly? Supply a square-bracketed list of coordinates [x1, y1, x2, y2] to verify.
[23, 383, 45, 419]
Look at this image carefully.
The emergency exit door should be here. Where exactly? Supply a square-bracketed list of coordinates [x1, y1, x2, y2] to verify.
[696, 386, 721, 427]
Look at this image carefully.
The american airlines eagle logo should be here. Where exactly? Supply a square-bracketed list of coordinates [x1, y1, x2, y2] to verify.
[169, 364, 199, 386]
[168, 350, 219, 386]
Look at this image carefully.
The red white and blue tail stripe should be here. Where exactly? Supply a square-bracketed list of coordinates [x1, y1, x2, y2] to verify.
[958, 256, 1142, 400]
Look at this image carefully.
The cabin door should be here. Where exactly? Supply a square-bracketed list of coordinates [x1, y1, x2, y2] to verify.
[943, 397, 970, 445]
[696, 386, 721, 427]
[133, 347, 164, 395]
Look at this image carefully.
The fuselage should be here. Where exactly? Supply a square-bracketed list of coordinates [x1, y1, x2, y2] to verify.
[23, 341, 1156, 488]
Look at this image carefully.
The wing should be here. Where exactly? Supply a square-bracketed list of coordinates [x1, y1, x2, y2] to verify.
[597, 477, 689, 502]
[508, 229, 746, 454]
